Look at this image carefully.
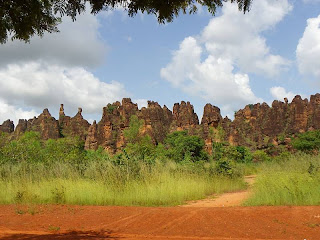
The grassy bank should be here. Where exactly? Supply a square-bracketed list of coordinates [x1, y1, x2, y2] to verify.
[0, 161, 246, 206]
[245, 153, 320, 206]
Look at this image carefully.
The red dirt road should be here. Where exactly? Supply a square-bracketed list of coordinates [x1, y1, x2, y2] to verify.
[1, 205, 320, 239]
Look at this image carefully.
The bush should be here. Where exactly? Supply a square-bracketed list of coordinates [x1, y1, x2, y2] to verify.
[165, 131, 208, 162]
[291, 130, 320, 152]
[235, 146, 253, 163]
[212, 143, 252, 163]
[0, 132, 43, 164]
[252, 150, 270, 162]
[215, 158, 241, 178]
[0, 132, 87, 167]
[124, 115, 144, 144]
[123, 115, 156, 162]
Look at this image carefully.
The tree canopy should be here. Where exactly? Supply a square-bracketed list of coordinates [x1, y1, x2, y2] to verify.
[0, 0, 252, 43]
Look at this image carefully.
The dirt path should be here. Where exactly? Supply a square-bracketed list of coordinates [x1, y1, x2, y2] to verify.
[181, 175, 256, 207]
[2, 176, 320, 239]
[1, 204, 320, 239]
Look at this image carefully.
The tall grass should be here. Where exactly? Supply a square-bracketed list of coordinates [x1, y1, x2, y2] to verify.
[245, 153, 320, 206]
[0, 160, 246, 206]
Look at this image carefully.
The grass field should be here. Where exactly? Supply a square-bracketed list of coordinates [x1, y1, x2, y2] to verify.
[245, 153, 320, 206]
[0, 161, 246, 206]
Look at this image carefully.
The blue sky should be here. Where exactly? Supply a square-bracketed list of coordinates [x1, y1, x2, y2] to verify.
[0, 0, 320, 124]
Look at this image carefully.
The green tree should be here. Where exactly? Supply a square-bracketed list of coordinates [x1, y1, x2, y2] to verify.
[0, 131, 43, 163]
[165, 131, 208, 162]
[252, 150, 270, 162]
[291, 130, 320, 152]
[0, 0, 252, 43]
[124, 115, 155, 161]
[124, 115, 144, 144]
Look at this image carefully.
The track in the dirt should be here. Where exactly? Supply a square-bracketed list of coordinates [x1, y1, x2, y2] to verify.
[181, 175, 256, 207]
[1, 205, 320, 239]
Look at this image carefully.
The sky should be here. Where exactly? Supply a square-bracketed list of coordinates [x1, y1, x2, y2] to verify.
[0, 0, 320, 125]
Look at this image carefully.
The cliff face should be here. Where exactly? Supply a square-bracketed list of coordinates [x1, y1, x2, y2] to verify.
[59, 104, 90, 140]
[5, 93, 320, 153]
[201, 104, 223, 153]
[0, 120, 14, 134]
[226, 94, 320, 149]
[139, 101, 173, 144]
[14, 109, 60, 140]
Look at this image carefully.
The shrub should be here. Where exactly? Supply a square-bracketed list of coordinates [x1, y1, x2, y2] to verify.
[123, 115, 156, 162]
[0, 131, 43, 164]
[124, 115, 144, 144]
[165, 131, 208, 162]
[291, 130, 320, 152]
[252, 150, 270, 162]
[106, 104, 117, 114]
[212, 142, 225, 161]
[235, 146, 253, 163]
[212, 144, 252, 163]
[215, 158, 241, 178]
[0, 131, 87, 167]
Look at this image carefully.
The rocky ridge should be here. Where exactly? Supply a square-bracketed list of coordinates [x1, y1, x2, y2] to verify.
[1, 94, 320, 153]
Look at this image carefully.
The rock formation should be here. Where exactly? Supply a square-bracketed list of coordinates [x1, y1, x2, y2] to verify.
[14, 119, 28, 137]
[139, 101, 173, 144]
[59, 105, 90, 140]
[4, 93, 320, 153]
[25, 109, 60, 140]
[172, 101, 199, 131]
[0, 120, 14, 134]
[85, 121, 98, 150]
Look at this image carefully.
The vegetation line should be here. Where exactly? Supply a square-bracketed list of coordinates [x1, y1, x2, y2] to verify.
[1, 118, 320, 206]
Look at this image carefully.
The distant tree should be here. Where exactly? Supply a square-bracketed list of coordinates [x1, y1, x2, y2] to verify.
[291, 130, 320, 153]
[123, 115, 155, 161]
[165, 131, 208, 162]
[0, 0, 252, 43]
[124, 115, 144, 144]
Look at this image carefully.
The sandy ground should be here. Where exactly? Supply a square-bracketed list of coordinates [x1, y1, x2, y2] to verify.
[181, 175, 256, 207]
[1, 205, 320, 239]
[1, 176, 320, 240]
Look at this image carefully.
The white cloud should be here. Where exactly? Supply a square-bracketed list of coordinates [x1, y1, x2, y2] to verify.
[161, 0, 291, 115]
[0, 62, 127, 115]
[133, 99, 148, 109]
[297, 15, 320, 77]
[161, 37, 262, 115]
[0, 10, 107, 68]
[201, 0, 292, 76]
[270, 86, 297, 102]
[0, 8, 132, 123]
[0, 100, 38, 126]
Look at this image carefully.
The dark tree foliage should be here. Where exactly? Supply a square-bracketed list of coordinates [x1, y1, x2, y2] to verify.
[291, 130, 320, 153]
[165, 131, 208, 162]
[0, 0, 252, 43]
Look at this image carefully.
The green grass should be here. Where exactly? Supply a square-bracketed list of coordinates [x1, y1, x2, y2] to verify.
[0, 161, 246, 206]
[244, 153, 320, 206]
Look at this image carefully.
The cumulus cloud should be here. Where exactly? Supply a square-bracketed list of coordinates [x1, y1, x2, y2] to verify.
[0, 100, 38, 126]
[0, 62, 127, 115]
[297, 15, 320, 77]
[161, 37, 262, 114]
[270, 86, 297, 102]
[161, 0, 291, 115]
[0, 8, 131, 123]
[201, 0, 291, 76]
[0, 10, 106, 68]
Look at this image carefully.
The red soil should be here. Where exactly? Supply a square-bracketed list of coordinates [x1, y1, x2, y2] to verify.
[1, 204, 320, 239]
[182, 175, 256, 207]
